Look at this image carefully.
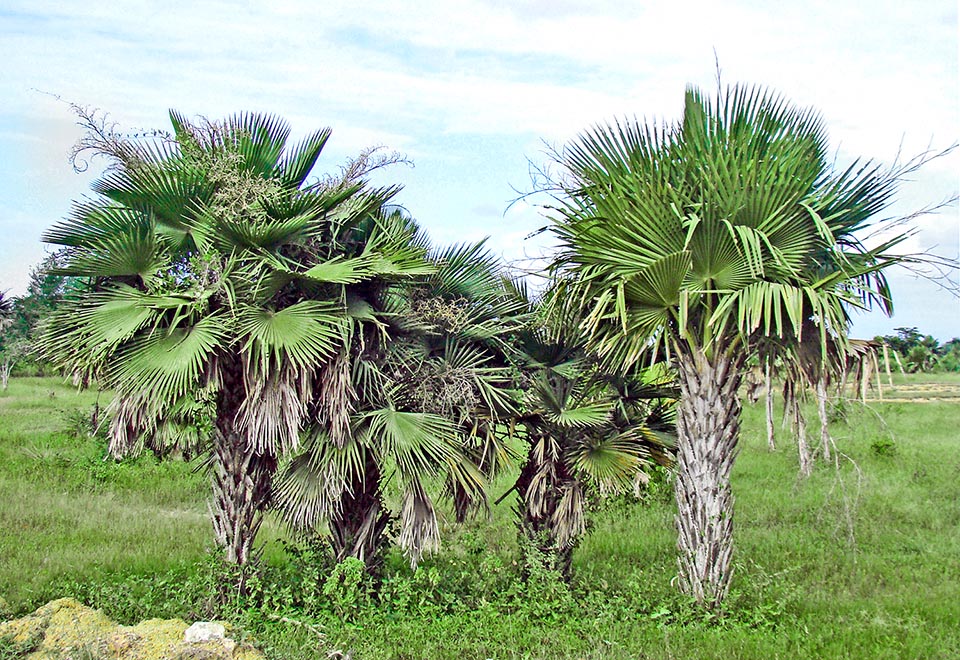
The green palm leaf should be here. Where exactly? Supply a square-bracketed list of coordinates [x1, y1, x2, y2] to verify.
[548, 401, 613, 428]
[109, 315, 227, 401]
[277, 128, 332, 188]
[222, 112, 290, 177]
[362, 408, 481, 485]
[302, 255, 377, 284]
[239, 301, 345, 372]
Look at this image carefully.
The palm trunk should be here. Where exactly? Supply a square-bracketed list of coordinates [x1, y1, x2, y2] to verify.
[674, 348, 743, 609]
[451, 481, 474, 524]
[210, 432, 276, 566]
[781, 379, 795, 432]
[793, 396, 812, 478]
[209, 360, 275, 570]
[815, 376, 831, 461]
[514, 439, 575, 579]
[328, 449, 390, 575]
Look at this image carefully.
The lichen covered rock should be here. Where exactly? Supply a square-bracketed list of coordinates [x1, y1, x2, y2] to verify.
[0, 598, 263, 659]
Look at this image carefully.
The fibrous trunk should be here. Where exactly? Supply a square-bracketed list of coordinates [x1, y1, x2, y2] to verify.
[328, 449, 390, 575]
[792, 395, 812, 478]
[514, 438, 576, 579]
[674, 348, 743, 609]
[210, 431, 276, 566]
[209, 360, 276, 569]
[815, 376, 831, 461]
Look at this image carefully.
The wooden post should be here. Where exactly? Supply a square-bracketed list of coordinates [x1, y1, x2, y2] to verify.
[892, 349, 906, 376]
[860, 356, 872, 403]
[874, 352, 883, 402]
[765, 361, 775, 451]
[882, 343, 893, 386]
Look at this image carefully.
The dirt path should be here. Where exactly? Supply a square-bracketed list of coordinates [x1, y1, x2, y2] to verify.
[858, 382, 960, 403]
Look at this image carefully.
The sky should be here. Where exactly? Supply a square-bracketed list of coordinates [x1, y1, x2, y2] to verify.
[1, 0, 957, 339]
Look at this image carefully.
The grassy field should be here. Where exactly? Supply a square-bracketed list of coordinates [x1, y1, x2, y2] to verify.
[1, 374, 959, 659]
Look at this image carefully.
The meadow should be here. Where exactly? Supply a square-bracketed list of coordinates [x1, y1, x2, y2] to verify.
[1, 374, 958, 659]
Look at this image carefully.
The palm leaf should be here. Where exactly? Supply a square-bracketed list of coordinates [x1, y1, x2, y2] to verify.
[109, 314, 227, 402]
[548, 400, 613, 428]
[239, 301, 345, 372]
[302, 255, 377, 284]
[278, 128, 332, 188]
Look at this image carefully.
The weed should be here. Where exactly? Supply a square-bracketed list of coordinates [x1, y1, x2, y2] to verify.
[827, 397, 849, 424]
[62, 406, 99, 440]
[871, 437, 897, 456]
[504, 538, 576, 621]
[320, 558, 371, 621]
[0, 633, 41, 660]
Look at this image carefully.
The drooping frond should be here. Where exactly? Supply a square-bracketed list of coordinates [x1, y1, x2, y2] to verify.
[237, 359, 311, 455]
[274, 431, 366, 532]
[398, 479, 441, 567]
[551, 482, 586, 550]
[317, 349, 357, 448]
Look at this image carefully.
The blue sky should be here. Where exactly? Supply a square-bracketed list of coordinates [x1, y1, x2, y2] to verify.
[1, 0, 957, 339]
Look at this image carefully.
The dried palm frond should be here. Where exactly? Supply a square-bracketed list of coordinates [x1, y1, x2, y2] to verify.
[398, 480, 441, 568]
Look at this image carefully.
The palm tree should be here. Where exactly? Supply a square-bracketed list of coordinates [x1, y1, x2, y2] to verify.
[510, 283, 676, 577]
[0, 291, 14, 390]
[39, 111, 421, 570]
[548, 84, 908, 608]
[273, 236, 525, 572]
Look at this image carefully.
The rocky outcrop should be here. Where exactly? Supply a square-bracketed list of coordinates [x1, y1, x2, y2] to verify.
[0, 598, 264, 659]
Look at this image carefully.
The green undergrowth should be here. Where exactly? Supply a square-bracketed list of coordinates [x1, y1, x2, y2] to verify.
[2, 376, 959, 659]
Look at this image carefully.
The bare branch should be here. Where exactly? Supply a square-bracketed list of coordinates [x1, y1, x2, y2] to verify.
[33, 90, 172, 173]
[864, 193, 959, 241]
[895, 249, 960, 297]
[320, 145, 413, 190]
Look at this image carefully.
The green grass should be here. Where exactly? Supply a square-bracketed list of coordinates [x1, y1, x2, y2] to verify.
[0, 378, 209, 607]
[1, 376, 959, 659]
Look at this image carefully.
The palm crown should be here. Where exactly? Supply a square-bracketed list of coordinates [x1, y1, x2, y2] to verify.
[273, 236, 528, 570]
[553, 85, 903, 366]
[507, 282, 676, 575]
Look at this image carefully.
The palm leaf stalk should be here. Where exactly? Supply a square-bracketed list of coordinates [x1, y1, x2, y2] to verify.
[548, 84, 911, 608]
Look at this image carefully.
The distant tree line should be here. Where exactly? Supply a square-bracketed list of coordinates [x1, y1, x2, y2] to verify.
[0, 250, 81, 386]
[875, 327, 960, 373]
